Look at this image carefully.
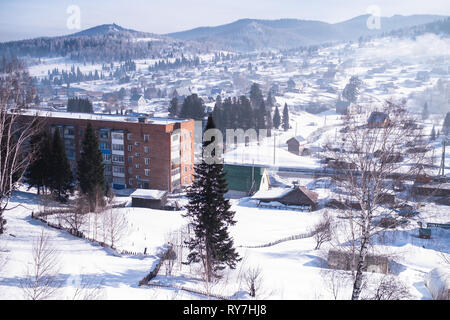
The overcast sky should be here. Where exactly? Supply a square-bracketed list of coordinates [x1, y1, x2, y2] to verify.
[0, 0, 449, 42]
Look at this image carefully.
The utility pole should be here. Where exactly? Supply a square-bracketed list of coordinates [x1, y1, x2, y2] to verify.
[273, 133, 276, 165]
[438, 139, 446, 177]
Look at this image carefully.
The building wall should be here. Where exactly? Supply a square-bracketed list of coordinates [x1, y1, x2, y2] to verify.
[20, 114, 195, 192]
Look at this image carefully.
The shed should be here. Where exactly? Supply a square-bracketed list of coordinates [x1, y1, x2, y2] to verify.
[327, 249, 390, 274]
[223, 164, 270, 198]
[367, 111, 390, 128]
[286, 136, 305, 155]
[131, 189, 168, 209]
[252, 185, 319, 210]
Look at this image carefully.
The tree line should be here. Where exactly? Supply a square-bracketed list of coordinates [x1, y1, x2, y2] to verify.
[168, 83, 291, 136]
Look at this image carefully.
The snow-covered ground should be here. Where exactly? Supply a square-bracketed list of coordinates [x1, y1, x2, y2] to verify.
[1, 185, 448, 300]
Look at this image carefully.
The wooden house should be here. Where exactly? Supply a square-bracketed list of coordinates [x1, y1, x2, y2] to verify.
[286, 136, 306, 156]
[252, 184, 319, 211]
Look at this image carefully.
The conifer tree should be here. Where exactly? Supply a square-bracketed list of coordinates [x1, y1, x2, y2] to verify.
[168, 97, 178, 117]
[25, 129, 52, 195]
[273, 105, 281, 129]
[49, 129, 74, 198]
[257, 100, 266, 130]
[249, 83, 263, 109]
[430, 125, 436, 141]
[282, 103, 290, 131]
[183, 114, 240, 281]
[77, 123, 105, 210]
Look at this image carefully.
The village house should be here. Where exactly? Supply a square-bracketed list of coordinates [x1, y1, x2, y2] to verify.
[251, 184, 319, 211]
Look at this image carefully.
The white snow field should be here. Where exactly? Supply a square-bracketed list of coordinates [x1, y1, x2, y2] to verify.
[1, 186, 449, 300]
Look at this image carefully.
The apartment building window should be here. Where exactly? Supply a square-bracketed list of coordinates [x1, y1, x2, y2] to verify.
[184, 165, 187, 173]
[136, 164, 141, 169]
[102, 154, 111, 162]
[113, 166, 125, 174]
[144, 158, 149, 165]
[127, 145, 132, 152]
[135, 153, 141, 157]
[64, 127, 75, 136]
[144, 169, 149, 176]
[127, 133, 133, 140]
[184, 177, 187, 184]
[143, 134, 149, 142]
[134, 142, 140, 147]
[128, 156, 133, 163]
[99, 142, 110, 150]
[135, 175, 140, 180]
[128, 179, 133, 186]
[112, 144, 124, 151]
[112, 155, 124, 163]
[144, 146, 149, 153]
[128, 167, 133, 174]
[172, 134, 179, 142]
[112, 133, 123, 140]
[99, 131, 109, 139]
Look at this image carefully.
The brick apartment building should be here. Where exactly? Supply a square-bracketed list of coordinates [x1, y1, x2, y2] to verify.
[19, 110, 195, 192]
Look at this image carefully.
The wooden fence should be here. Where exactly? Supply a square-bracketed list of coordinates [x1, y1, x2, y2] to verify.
[240, 230, 316, 249]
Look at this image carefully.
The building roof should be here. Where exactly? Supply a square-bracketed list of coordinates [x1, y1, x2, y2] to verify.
[131, 189, 167, 200]
[251, 187, 292, 200]
[286, 136, 305, 145]
[18, 109, 188, 125]
[252, 185, 318, 204]
[368, 111, 389, 124]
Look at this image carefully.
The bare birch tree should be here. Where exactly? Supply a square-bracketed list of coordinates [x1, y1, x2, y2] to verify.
[0, 56, 40, 234]
[102, 208, 128, 249]
[313, 211, 333, 250]
[323, 100, 430, 300]
[21, 228, 62, 300]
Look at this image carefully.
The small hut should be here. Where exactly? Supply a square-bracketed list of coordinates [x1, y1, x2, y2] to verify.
[327, 249, 390, 274]
[131, 189, 168, 209]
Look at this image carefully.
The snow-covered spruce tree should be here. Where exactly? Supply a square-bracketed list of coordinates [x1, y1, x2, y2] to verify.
[49, 129, 73, 199]
[273, 105, 281, 129]
[183, 114, 240, 282]
[77, 122, 105, 211]
[282, 103, 290, 131]
[25, 129, 53, 195]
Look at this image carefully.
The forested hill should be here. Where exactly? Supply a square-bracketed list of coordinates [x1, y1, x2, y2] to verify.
[0, 24, 207, 63]
[166, 15, 447, 51]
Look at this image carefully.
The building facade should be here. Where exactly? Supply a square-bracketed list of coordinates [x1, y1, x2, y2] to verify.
[20, 111, 195, 192]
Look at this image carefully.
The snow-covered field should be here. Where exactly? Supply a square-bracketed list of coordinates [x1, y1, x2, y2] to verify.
[1, 185, 448, 300]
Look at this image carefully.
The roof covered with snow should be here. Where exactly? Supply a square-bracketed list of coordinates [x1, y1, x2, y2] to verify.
[130, 189, 168, 200]
[17, 109, 189, 125]
[252, 187, 293, 200]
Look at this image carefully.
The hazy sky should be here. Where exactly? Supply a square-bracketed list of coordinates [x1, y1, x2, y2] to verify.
[0, 0, 449, 41]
